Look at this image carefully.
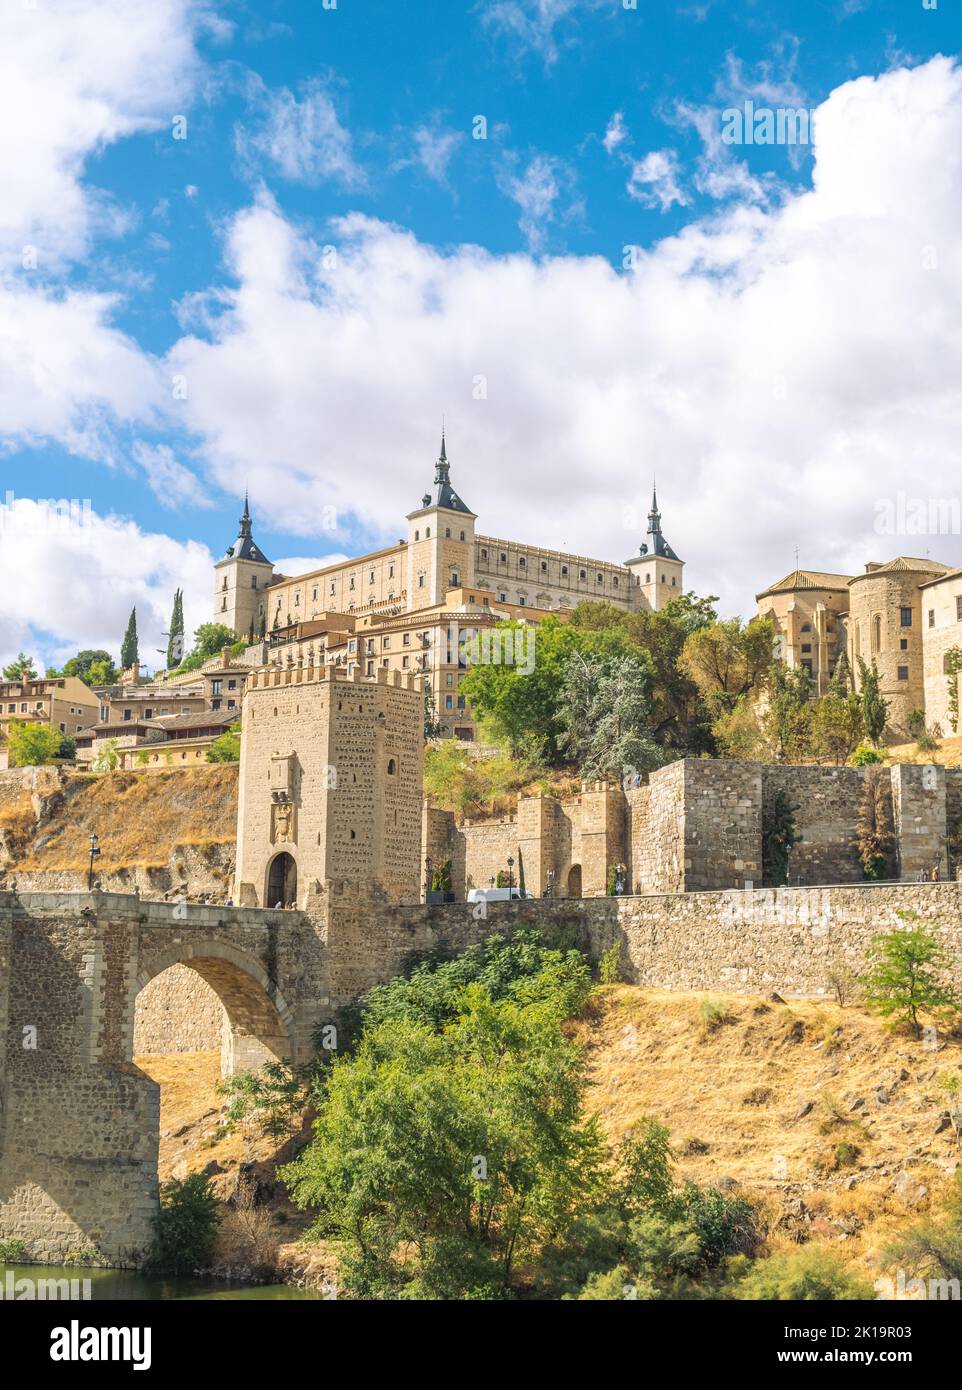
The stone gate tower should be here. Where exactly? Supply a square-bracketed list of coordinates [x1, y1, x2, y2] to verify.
[234, 663, 424, 908]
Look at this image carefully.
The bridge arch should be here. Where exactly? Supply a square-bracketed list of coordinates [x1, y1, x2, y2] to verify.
[135, 939, 294, 1077]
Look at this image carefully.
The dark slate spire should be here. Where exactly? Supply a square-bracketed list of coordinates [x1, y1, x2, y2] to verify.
[638, 481, 681, 561]
[414, 431, 474, 515]
[225, 492, 271, 564]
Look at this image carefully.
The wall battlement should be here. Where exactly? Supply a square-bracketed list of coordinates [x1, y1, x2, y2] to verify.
[427, 758, 962, 900]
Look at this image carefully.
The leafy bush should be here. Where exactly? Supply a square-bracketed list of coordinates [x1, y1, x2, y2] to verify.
[698, 998, 733, 1034]
[217, 1061, 312, 1139]
[598, 939, 623, 985]
[145, 1172, 220, 1276]
[7, 721, 72, 767]
[0, 1238, 28, 1262]
[734, 1244, 875, 1300]
[850, 742, 884, 766]
[354, 928, 593, 1036]
[206, 724, 241, 762]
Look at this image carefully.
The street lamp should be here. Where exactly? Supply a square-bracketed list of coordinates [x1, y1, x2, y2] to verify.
[507, 856, 514, 892]
[87, 833, 101, 891]
[424, 855, 433, 900]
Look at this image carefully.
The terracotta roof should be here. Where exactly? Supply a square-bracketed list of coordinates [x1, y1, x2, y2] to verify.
[920, 566, 962, 589]
[849, 556, 951, 583]
[756, 568, 854, 600]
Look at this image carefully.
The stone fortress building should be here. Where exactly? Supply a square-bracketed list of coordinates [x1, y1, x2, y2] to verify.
[234, 662, 424, 910]
[214, 435, 684, 741]
[757, 557, 962, 737]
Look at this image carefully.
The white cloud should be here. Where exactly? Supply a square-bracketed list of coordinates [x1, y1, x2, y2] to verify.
[495, 153, 572, 249]
[626, 149, 688, 211]
[395, 124, 465, 186]
[479, 0, 608, 64]
[603, 111, 629, 155]
[0, 0, 208, 269]
[0, 497, 213, 673]
[0, 283, 163, 462]
[164, 58, 962, 624]
[234, 76, 365, 188]
[132, 442, 213, 510]
[0, 1, 211, 463]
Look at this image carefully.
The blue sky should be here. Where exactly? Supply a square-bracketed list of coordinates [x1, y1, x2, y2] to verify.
[1, 0, 960, 670]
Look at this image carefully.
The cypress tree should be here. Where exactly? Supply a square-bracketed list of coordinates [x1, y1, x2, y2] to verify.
[856, 657, 888, 747]
[121, 607, 139, 669]
[166, 589, 184, 668]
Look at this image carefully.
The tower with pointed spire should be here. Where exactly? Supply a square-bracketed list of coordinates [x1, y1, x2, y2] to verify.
[405, 431, 478, 612]
[624, 483, 685, 611]
[213, 494, 276, 642]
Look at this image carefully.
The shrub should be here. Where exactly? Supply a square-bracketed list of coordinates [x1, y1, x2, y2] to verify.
[678, 1183, 759, 1266]
[698, 998, 733, 1034]
[850, 742, 884, 766]
[598, 939, 622, 985]
[0, 1238, 29, 1262]
[861, 913, 960, 1038]
[206, 725, 240, 762]
[145, 1172, 220, 1276]
[734, 1244, 875, 1300]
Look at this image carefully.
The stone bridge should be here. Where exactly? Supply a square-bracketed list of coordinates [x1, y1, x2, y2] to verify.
[6, 879, 962, 1266]
[0, 890, 334, 1266]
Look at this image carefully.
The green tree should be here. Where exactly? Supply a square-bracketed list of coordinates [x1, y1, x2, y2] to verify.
[166, 589, 185, 669]
[711, 695, 768, 760]
[176, 623, 241, 673]
[459, 616, 643, 763]
[679, 618, 774, 717]
[945, 647, 962, 733]
[7, 721, 68, 767]
[557, 650, 661, 781]
[206, 724, 241, 762]
[57, 650, 118, 686]
[856, 657, 888, 746]
[763, 663, 815, 762]
[423, 683, 444, 741]
[120, 608, 139, 669]
[92, 738, 120, 773]
[861, 914, 960, 1038]
[146, 1173, 220, 1277]
[570, 593, 718, 751]
[218, 1062, 311, 1140]
[813, 678, 864, 765]
[2, 652, 38, 681]
[283, 990, 606, 1298]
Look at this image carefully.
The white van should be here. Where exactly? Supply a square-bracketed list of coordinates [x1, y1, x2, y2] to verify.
[466, 886, 529, 903]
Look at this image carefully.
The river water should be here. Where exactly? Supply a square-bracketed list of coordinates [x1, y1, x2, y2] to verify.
[1, 1264, 327, 1300]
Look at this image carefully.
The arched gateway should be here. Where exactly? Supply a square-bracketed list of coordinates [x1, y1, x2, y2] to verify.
[0, 893, 325, 1268]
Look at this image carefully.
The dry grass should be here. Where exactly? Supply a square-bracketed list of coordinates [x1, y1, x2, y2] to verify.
[135, 1050, 316, 1276]
[572, 986, 962, 1270]
[884, 734, 962, 766]
[6, 765, 237, 872]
